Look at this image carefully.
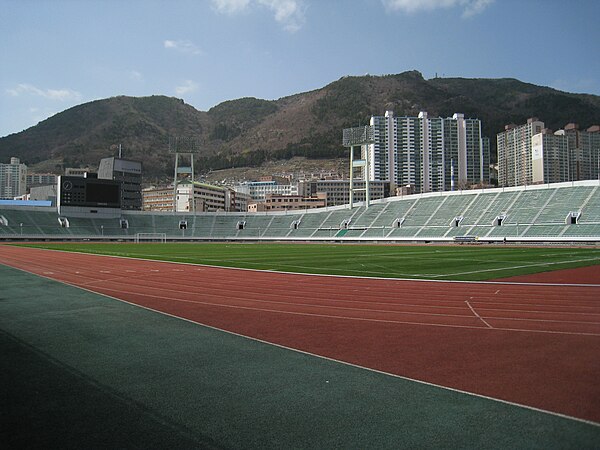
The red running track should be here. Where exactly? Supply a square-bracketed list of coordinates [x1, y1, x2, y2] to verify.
[1, 245, 599, 423]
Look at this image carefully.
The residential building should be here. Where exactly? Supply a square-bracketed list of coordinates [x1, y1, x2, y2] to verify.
[0, 157, 27, 199]
[143, 181, 249, 212]
[298, 179, 390, 207]
[142, 186, 174, 212]
[497, 118, 545, 187]
[564, 123, 600, 181]
[249, 193, 327, 212]
[26, 173, 58, 189]
[531, 130, 570, 184]
[369, 111, 489, 193]
[235, 180, 298, 202]
[499, 119, 600, 186]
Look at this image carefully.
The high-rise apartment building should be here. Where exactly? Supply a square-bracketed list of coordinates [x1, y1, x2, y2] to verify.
[498, 119, 600, 186]
[531, 130, 570, 184]
[497, 118, 545, 187]
[369, 111, 489, 193]
[564, 123, 600, 181]
[0, 157, 27, 199]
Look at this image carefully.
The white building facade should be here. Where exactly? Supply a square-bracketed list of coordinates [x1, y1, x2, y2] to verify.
[531, 131, 570, 184]
[0, 157, 27, 199]
[369, 111, 489, 193]
[235, 181, 298, 202]
[143, 182, 249, 213]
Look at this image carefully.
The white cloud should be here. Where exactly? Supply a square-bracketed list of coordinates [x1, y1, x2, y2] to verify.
[211, 0, 251, 14]
[6, 83, 82, 101]
[258, 0, 305, 32]
[163, 39, 203, 55]
[461, 0, 494, 17]
[129, 70, 143, 81]
[382, 0, 493, 17]
[211, 0, 305, 32]
[175, 80, 199, 95]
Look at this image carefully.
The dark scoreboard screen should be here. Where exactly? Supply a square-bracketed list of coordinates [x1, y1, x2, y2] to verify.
[59, 176, 121, 208]
[86, 181, 120, 204]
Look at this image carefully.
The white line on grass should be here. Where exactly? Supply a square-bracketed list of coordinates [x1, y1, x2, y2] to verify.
[429, 257, 600, 278]
[11, 246, 600, 287]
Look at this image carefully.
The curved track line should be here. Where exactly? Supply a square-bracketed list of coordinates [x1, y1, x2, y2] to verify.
[9, 262, 598, 429]
[1, 245, 599, 424]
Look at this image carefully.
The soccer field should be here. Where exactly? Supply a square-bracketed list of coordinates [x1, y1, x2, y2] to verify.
[15, 242, 600, 281]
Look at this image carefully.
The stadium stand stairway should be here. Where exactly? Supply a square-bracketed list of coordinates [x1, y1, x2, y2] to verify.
[1, 182, 599, 242]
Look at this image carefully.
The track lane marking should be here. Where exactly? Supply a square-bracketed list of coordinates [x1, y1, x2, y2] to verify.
[84, 285, 600, 337]
[465, 300, 493, 328]
[5, 262, 597, 428]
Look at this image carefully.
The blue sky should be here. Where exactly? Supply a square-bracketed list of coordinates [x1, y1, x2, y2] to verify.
[1, 0, 599, 138]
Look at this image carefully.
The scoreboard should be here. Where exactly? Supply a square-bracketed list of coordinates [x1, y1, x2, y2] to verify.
[58, 176, 121, 208]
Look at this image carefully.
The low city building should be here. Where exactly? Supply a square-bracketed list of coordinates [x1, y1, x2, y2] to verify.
[29, 184, 58, 205]
[65, 167, 93, 177]
[235, 180, 298, 202]
[248, 192, 327, 212]
[27, 173, 58, 189]
[143, 181, 249, 212]
[142, 186, 174, 212]
[298, 179, 390, 207]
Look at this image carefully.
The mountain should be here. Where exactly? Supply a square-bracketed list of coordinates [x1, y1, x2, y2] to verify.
[2, 71, 600, 182]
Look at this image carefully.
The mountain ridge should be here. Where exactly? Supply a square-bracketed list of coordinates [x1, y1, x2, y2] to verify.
[2, 71, 599, 182]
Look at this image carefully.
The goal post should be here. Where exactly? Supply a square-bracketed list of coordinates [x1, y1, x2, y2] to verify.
[134, 232, 167, 243]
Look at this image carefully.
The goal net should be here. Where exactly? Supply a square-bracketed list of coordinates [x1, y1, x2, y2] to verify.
[134, 232, 167, 243]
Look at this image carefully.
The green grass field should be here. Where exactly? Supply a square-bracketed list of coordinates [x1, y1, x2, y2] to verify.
[15, 242, 600, 281]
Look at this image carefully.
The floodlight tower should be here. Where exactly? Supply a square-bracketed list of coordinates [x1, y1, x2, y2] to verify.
[169, 137, 201, 213]
[342, 125, 375, 209]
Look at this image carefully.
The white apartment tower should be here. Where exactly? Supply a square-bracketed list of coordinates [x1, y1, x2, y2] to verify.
[531, 130, 570, 184]
[0, 157, 27, 199]
[369, 111, 488, 193]
[497, 118, 544, 187]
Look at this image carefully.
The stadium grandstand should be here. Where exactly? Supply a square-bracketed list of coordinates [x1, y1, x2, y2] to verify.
[1, 180, 599, 243]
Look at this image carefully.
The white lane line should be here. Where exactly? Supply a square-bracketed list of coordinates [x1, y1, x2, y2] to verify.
[466, 300, 493, 328]
[30, 271, 599, 428]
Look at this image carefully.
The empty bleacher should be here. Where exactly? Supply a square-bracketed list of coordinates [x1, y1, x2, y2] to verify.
[1, 181, 599, 242]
